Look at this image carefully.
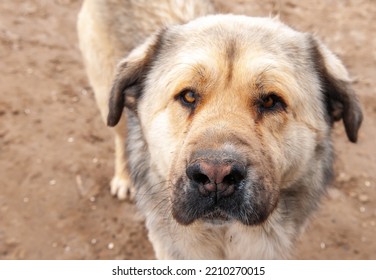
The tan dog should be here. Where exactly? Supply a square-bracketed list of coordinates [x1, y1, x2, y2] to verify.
[78, 0, 362, 259]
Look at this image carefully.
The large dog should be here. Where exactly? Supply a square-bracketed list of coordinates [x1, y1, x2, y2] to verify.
[77, 0, 362, 259]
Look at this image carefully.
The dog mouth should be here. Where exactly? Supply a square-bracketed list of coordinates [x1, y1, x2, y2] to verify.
[171, 176, 279, 227]
[201, 208, 234, 225]
[171, 149, 280, 226]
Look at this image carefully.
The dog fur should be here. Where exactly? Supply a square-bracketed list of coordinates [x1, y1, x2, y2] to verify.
[77, 0, 362, 259]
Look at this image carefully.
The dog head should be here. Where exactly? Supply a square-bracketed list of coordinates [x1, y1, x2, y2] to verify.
[108, 15, 362, 226]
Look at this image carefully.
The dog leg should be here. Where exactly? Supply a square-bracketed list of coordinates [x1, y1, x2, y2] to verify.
[110, 115, 135, 200]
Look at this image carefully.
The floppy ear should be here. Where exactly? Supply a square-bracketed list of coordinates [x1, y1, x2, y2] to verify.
[107, 31, 164, 127]
[309, 36, 363, 143]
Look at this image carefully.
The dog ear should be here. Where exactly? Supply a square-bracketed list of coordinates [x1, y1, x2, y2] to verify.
[309, 36, 363, 143]
[107, 31, 164, 127]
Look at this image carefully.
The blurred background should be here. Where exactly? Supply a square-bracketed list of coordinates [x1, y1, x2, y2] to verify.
[0, 0, 375, 259]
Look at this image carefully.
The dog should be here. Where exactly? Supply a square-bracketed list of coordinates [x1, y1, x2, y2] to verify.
[77, 0, 362, 259]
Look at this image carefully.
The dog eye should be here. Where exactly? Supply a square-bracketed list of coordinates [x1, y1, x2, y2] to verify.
[258, 93, 286, 113]
[178, 89, 198, 108]
[262, 96, 274, 109]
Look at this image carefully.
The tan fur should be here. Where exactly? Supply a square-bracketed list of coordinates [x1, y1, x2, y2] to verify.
[78, 1, 362, 259]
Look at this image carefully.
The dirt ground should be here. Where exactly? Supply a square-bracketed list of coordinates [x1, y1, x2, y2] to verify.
[0, 0, 375, 260]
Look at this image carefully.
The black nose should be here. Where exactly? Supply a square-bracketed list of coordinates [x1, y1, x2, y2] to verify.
[186, 159, 246, 199]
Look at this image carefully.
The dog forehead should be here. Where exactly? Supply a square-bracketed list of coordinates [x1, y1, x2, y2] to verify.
[154, 16, 312, 92]
[181, 14, 294, 33]
[172, 14, 306, 53]
[158, 14, 311, 82]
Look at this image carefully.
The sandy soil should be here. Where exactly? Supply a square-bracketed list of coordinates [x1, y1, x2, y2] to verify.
[0, 0, 375, 260]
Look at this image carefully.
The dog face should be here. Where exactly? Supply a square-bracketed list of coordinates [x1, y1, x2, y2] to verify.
[108, 15, 362, 226]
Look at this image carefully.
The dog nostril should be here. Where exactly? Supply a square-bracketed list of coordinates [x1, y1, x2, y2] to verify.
[192, 173, 210, 185]
[223, 166, 246, 185]
[223, 174, 236, 185]
[186, 163, 211, 185]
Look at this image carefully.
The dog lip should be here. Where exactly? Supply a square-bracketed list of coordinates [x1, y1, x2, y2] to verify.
[200, 208, 233, 224]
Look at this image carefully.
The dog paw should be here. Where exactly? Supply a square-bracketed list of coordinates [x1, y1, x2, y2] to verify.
[110, 175, 135, 200]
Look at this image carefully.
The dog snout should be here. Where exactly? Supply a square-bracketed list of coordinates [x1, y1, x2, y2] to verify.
[186, 158, 246, 200]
